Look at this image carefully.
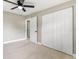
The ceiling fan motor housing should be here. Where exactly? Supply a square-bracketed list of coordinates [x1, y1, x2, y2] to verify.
[17, 0, 23, 6]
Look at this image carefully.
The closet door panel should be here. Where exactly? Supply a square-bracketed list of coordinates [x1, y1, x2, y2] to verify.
[42, 13, 56, 49]
[54, 7, 73, 54]
[54, 12, 63, 51]
[61, 7, 73, 55]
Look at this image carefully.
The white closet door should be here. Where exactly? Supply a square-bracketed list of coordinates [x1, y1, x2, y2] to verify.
[54, 11, 62, 51]
[42, 12, 57, 49]
[55, 7, 73, 55]
[30, 17, 37, 44]
[60, 8, 73, 55]
[42, 7, 73, 55]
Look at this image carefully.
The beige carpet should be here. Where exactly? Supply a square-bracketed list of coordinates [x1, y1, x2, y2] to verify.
[4, 40, 74, 59]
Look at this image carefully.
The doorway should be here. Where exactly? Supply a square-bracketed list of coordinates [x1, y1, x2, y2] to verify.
[27, 21, 30, 39]
[26, 16, 38, 44]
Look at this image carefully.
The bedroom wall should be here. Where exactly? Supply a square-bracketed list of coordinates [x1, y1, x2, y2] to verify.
[3, 11, 26, 42]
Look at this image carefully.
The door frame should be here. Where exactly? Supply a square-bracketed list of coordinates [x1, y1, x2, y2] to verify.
[25, 16, 38, 43]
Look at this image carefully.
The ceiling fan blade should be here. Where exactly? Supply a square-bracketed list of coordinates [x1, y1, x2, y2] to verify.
[23, 5, 34, 8]
[11, 6, 18, 10]
[4, 0, 18, 5]
[22, 8, 26, 12]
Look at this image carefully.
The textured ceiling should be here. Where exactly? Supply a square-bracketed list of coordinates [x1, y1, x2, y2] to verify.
[3, 0, 71, 16]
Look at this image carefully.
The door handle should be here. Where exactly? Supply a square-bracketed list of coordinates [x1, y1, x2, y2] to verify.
[35, 31, 37, 32]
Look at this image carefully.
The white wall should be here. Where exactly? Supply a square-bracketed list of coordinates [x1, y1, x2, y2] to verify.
[3, 11, 26, 42]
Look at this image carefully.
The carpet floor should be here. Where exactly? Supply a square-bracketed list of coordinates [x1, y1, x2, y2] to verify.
[3, 40, 74, 59]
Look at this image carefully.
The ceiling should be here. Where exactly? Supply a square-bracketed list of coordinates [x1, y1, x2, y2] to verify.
[3, 0, 71, 16]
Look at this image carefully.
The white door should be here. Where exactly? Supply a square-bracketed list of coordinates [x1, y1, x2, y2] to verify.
[54, 7, 73, 55]
[61, 7, 73, 55]
[30, 17, 37, 43]
[42, 13, 57, 49]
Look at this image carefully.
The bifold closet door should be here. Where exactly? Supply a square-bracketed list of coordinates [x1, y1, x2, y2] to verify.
[42, 7, 73, 55]
[41, 12, 57, 50]
[55, 7, 73, 55]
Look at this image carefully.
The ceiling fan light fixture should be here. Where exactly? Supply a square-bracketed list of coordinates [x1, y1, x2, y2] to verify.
[4, 0, 35, 12]
[18, 6, 23, 9]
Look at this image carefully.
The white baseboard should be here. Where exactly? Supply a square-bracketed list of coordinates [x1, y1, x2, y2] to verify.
[3, 38, 26, 44]
[37, 42, 42, 45]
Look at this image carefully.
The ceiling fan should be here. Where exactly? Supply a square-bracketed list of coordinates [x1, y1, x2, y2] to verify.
[4, 0, 35, 12]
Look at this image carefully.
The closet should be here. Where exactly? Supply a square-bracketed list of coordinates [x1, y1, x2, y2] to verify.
[41, 7, 73, 55]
